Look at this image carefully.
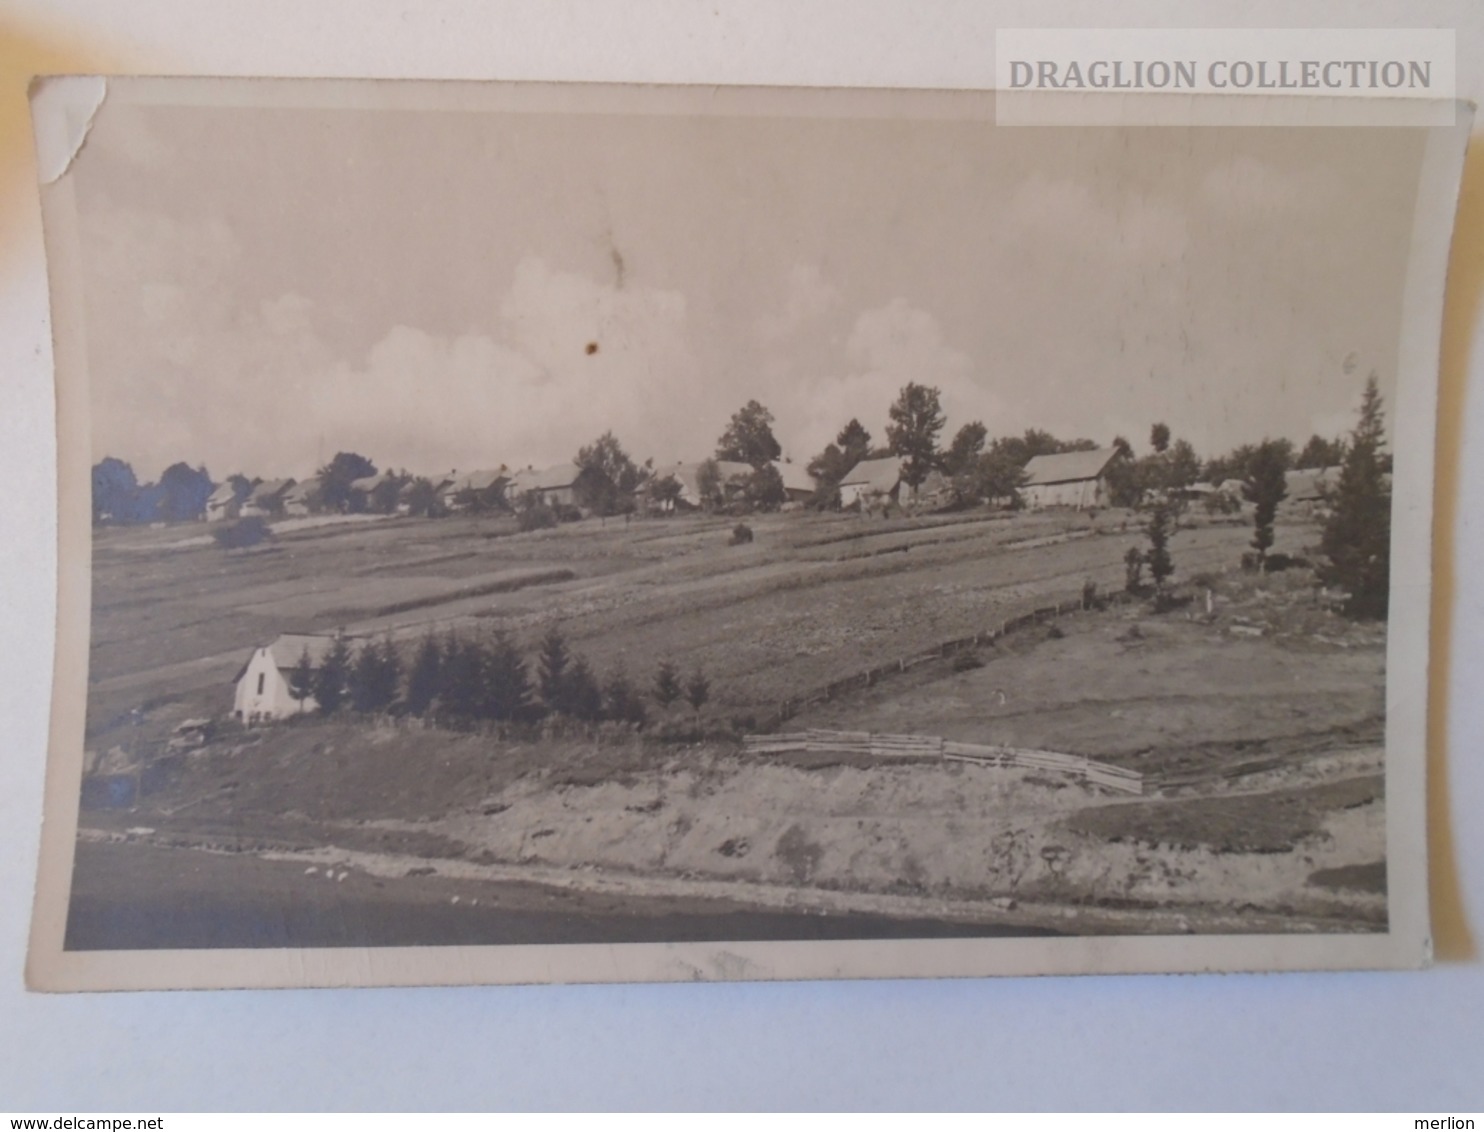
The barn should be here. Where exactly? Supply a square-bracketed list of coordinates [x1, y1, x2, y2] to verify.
[838, 457, 902, 509]
[507, 463, 583, 508]
[241, 478, 296, 518]
[233, 633, 344, 722]
[439, 468, 508, 512]
[204, 482, 241, 522]
[1021, 448, 1118, 510]
[770, 460, 818, 504]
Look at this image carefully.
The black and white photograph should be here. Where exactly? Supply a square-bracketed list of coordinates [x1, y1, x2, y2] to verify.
[24, 77, 1466, 989]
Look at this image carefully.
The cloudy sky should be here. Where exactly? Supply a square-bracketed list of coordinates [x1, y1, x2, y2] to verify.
[69, 90, 1425, 481]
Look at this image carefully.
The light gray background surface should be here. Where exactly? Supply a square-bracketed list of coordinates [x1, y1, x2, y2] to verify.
[1, 0, 1481, 1110]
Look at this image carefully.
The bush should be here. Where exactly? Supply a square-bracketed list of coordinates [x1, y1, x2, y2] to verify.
[951, 651, 984, 672]
[211, 516, 271, 550]
[729, 522, 754, 545]
[517, 502, 558, 532]
[1263, 552, 1310, 573]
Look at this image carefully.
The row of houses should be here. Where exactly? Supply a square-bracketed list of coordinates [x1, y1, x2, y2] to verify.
[208, 445, 1347, 525]
[206, 463, 592, 521]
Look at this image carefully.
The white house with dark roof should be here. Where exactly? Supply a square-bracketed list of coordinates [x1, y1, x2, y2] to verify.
[233, 633, 346, 721]
[205, 481, 241, 522]
[1021, 448, 1118, 510]
[506, 463, 584, 508]
[838, 457, 902, 509]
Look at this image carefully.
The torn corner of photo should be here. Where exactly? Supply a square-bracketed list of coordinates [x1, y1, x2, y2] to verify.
[20, 76, 1474, 991]
[30, 75, 108, 185]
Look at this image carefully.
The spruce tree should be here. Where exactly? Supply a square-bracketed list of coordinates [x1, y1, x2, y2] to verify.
[652, 660, 683, 708]
[565, 657, 604, 721]
[1145, 501, 1175, 591]
[404, 633, 442, 717]
[685, 669, 711, 716]
[1244, 439, 1290, 567]
[1320, 376, 1391, 617]
[314, 635, 352, 715]
[537, 626, 570, 713]
[604, 667, 647, 725]
[288, 647, 316, 714]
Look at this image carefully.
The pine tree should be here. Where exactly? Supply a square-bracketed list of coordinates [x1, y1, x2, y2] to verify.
[1144, 501, 1175, 591]
[404, 633, 442, 717]
[482, 631, 531, 721]
[565, 657, 605, 721]
[685, 669, 711, 716]
[348, 638, 399, 714]
[537, 626, 570, 713]
[1244, 439, 1290, 567]
[1320, 375, 1391, 617]
[603, 666, 647, 726]
[313, 635, 352, 715]
[288, 647, 316, 714]
[652, 660, 683, 708]
[438, 631, 482, 720]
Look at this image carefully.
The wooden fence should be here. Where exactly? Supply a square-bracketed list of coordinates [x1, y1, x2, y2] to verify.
[741, 728, 1144, 794]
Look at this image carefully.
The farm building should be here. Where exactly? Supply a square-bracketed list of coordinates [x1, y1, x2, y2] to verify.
[507, 463, 584, 508]
[241, 478, 296, 518]
[1281, 466, 1339, 516]
[770, 460, 818, 504]
[233, 633, 346, 722]
[645, 460, 753, 510]
[281, 477, 320, 517]
[1021, 448, 1118, 510]
[204, 481, 242, 522]
[838, 457, 902, 509]
[438, 469, 508, 512]
[403, 471, 457, 513]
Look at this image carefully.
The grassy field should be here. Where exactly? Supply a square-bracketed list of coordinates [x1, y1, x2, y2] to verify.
[87, 504, 1267, 744]
[70, 503, 1389, 942]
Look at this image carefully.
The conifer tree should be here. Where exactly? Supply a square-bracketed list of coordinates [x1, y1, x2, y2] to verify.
[288, 647, 316, 714]
[537, 626, 570, 712]
[1320, 375, 1391, 617]
[1244, 439, 1290, 568]
[652, 660, 683, 708]
[314, 635, 352, 715]
[404, 633, 442, 717]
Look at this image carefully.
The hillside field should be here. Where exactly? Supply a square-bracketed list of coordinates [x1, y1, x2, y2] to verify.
[70, 504, 1388, 945]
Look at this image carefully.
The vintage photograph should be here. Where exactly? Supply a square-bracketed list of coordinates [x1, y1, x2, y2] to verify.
[26, 79, 1466, 988]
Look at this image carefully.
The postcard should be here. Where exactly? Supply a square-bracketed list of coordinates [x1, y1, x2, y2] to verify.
[25, 77, 1471, 989]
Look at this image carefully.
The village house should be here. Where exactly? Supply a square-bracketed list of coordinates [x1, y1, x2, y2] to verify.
[403, 471, 457, 514]
[240, 477, 296, 518]
[506, 463, 584, 509]
[347, 470, 399, 512]
[281, 477, 320, 517]
[645, 460, 754, 511]
[1020, 448, 1118, 510]
[770, 460, 818, 505]
[233, 632, 347, 722]
[204, 481, 242, 522]
[438, 468, 508, 512]
[838, 456, 902, 509]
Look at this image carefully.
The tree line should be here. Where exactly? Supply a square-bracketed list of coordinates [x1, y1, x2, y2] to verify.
[287, 626, 712, 728]
[95, 382, 1365, 526]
